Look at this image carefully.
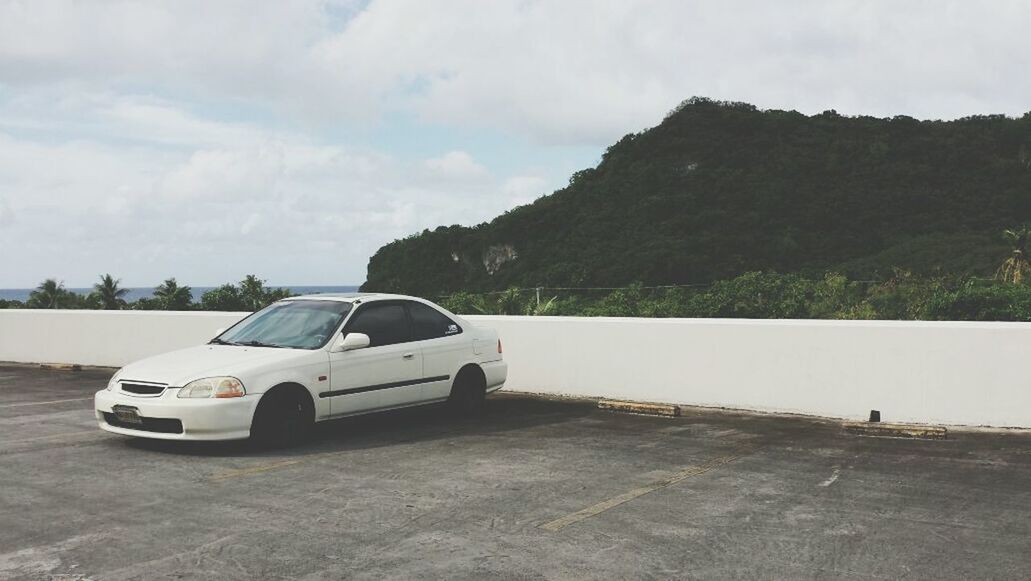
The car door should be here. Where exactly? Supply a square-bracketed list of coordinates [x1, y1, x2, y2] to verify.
[405, 300, 467, 401]
[326, 301, 425, 416]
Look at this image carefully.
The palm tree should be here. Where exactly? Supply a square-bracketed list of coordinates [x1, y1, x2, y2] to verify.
[93, 274, 129, 310]
[493, 288, 526, 315]
[525, 295, 558, 316]
[996, 226, 1031, 284]
[153, 278, 193, 310]
[27, 279, 74, 309]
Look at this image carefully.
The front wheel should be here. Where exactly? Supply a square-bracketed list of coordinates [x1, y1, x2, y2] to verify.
[250, 390, 313, 448]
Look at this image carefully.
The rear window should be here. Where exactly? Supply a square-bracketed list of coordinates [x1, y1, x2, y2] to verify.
[408, 301, 462, 341]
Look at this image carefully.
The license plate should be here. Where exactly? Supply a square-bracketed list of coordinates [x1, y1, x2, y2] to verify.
[112, 405, 142, 425]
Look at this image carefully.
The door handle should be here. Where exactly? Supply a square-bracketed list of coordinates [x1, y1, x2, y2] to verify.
[402, 353, 415, 360]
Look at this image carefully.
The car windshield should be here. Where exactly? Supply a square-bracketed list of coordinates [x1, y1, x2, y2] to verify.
[214, 300, 353, 350]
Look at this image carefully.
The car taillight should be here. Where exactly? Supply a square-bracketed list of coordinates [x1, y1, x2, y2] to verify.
[497, 339, 503, 354]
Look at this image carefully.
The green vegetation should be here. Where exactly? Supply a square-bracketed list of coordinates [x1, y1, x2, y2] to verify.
[93, 274, 129, 310]
[4, 249, 1031, 320]
[152, 278, 193, 310]
[25, 279, 78, 309]
[363, 98, 1031, 298]
[995, 225, 1031, 284]
[0, 275, 291, 312]
[439, 271, 1031, 322]
[6, 100, 1031, 322]
[198, 275, 292, 311]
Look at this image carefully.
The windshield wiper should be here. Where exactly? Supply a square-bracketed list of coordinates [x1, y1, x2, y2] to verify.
[237, 340, 285, 348]
[208, 338, 237, 345]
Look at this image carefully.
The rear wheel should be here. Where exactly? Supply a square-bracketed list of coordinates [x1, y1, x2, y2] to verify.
[250, 388, 313, 448]
[448, 366, 486, 416]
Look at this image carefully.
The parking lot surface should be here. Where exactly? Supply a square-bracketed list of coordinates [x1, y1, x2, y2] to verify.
[2, 364, 1031, 580]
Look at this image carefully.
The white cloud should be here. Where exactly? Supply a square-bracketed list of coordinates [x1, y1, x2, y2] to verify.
[158, 146, 285, 201]
[0, 1, 1029, 286]
[502, 175, 548, 207]
[239, 213, 263, 236]
[422, 151, 489, 181]
[0, 104, 540, 286]
[2, 1, 1029, 145]
[0, 196, 13, 227]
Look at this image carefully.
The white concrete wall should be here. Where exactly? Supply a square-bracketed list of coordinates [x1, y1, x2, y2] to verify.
[0, 309, 248, 368]
[2, 310, 1030, 427]
[469, 316, 1031, 428]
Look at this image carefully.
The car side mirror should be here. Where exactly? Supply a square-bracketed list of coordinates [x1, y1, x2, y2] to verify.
[331, 332, 371, 353]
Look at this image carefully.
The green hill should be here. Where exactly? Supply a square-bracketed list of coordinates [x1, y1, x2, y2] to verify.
[362, 98, 1031, 296]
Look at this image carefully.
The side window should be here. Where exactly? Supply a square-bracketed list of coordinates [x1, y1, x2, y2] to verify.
[345, 303, 410, 347]
[407, 301, 462, 341]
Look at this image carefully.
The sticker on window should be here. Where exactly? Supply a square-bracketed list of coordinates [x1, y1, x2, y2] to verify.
[446, 324, 459, 335]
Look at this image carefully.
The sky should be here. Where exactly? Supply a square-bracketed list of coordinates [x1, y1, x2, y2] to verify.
[1, 0, 1029, 287]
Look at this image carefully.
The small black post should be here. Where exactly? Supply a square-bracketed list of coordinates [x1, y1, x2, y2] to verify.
[869, 410, 881, 423]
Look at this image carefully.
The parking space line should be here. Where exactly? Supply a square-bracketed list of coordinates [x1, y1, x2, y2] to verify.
[0, 397, 93, 409]
[209, 458, 307, 481]
[207, 445, 367, 481]
[539, 447, 754, 532]
[207, 429, 465, 482]
[3, 430, 101, 445]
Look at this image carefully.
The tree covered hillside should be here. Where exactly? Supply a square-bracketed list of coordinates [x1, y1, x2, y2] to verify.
[362, 98, 1031, 296]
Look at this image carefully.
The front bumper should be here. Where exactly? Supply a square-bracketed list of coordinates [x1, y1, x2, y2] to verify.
[95, 388, 260, 441]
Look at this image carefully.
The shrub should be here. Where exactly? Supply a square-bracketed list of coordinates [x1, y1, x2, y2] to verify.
[925, 282, 1031, 321]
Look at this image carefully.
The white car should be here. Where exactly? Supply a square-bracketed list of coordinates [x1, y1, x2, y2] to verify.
[94, 293, 507, 445]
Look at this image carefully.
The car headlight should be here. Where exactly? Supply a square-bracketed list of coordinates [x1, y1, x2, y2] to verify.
[106, 369, 124, 391]
[177, 376, 246, 399]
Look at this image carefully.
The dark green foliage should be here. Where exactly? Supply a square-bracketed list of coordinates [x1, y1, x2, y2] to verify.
[92, 274, 129, 310]
[200, 275, 292, 312]
[153, 278, 193, 310]
[7, 274, 293, 313]
[438, 292, 488, 316]
[239, 275, 292, 310]
[995, 225, 1031, 283]
[129, 297, 165, 311]
[685, 273, 829, 319]
[200, 284, 245, 311]
[925, 281, 1031, 321]
[26, 279, 78, 309]
[579, 284, 644, 317]
[8, 270, 1031, 321]
[861, 270, 945, 320]
[362, 98, 1031, 296]
[435, 271, 1031, 322]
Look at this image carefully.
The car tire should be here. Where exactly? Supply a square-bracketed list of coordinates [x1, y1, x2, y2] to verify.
[250, 390, 312, 448]
[448, 368, 486, 416]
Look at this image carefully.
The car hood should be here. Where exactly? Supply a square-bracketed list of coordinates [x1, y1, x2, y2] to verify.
[117, 344, 314, 386]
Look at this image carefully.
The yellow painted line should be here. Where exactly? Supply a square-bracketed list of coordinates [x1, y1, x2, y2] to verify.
[539, 447, 753, 532]
[209, 458, 308, 481]
[0, 397, 93, 409]
[208, 445, 366, 482]
[3, 430, 103, 445]
[207, 427, 466, 482]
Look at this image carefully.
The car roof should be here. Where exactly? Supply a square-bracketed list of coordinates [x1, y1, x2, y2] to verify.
[280, 291, 469, 325]
[282, 292, 422, 304]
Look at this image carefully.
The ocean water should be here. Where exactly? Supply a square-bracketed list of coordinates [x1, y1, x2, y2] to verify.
[0, 285, 360, 303]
